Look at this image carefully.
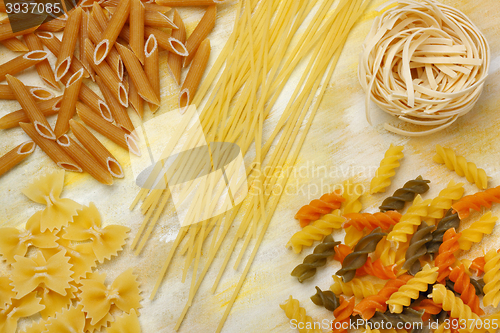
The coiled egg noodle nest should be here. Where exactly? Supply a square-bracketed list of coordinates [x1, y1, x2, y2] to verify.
[358, 0, 490, 136]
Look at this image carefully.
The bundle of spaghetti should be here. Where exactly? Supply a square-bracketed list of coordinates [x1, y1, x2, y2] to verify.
[341, 180, 363, 214]
[330, 275, 382, 299]
[435, 228, 461, 282]
[427, 209, 461, 254]
[449, 265, 484, 315]
[295, 191, 345, 227]
[411, 299, 442, 321]
[387, 195, 431, 244]
[426, 180, 465, 225]
[353, 274, 412, 320]
[434, 145, 488, 190]
[369, 144, 404, 194]
[379, 176, 430, 212]
[358, 0, 490, 136]
[332, 296, 354, 333]
[287, 210, 345, 253]
[403, 221, 435, 275]
[343, 211, 401, 231]
[451, 185, 500, 219]
[483, 249, 500, 307]
[279, 296, 321, 333]
[458, 212, 497, 251]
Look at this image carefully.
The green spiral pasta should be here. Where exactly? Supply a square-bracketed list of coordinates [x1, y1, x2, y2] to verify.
[379, 176, 430, 212]
[426, 209, 460, 254]
[336, 227, 386, 283]
[291, 234, 340, 283]
[403, 221, 435, 275]
[310, 286, 339, 311]
[369, 308, 424, 332]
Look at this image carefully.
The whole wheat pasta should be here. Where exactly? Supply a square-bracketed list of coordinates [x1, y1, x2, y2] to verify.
[128, 72, 144, 118]
[94, 0, 130, 64]
[107, 5, 177, 29]
[55, 7, 82, 81]
[95, 75, 135, 132]
[145, 26, 187, 55]
[76, 102, 141, 156]
[115, 42, 160, 105]
[92, 2, 110, 30]
[103, 0, 171, 12]
[144, 34, 160, 112]
[19, 122, 82, 172]
[168, 9, 186, 86]
[0, 84, 54, 101]
[0, 141, 36, 177]
[6, 74, 55, 140]
[0, 37, 28, 52]
[56, 134, 113, 185]
[23, 33, 60, 90]
[0, 50, 49, 82]
[0, 24, 38, 41]
[130, 0, 145, 64]
[80, 11, 95, 80]
[37, 17, 66, 32]
[180, 39, 210, 109]
[0, 97, 62, 129]
[183, 5, 216, 67]
[54, 69, 84, 138]
[70, 119, 124, 178]
[156, 0, 224, 6]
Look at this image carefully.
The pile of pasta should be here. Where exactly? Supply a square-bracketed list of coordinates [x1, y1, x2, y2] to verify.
[0, 0, 220, 184]
[283, 143, 500, 333]
[0, 170, 142, 333]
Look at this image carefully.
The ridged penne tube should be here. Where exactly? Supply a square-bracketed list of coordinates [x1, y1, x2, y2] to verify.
[156, 0, 224, 6]
[37, 17, 66, 32]
[19, 122, 82, 172]
[0, 24, 38, 41]
[115, 43, 159, 106]
[168, 9, 186, 85]
[85, 39, 128, 107]
[130, 0, 145, 64]
[80, 11, 95, 80]
[92, 2, 110, 30]
[54, 69, 84, 138]
[0, 97, 62, 129]
[128, 74, 144, 118]
[94, 0, 130, 65]
[145, 26, 186, 55]
[6, 74, 55, 140]
[76, 102, 141, 156]
[183, 5, 216, 67]
[70, 119, 124, 178]
[1, 37, 28, 52]
[180, 39, 210, 109]
[55, 7, 82, 81]
[103, 0, 171, 12]
[0, 50, 49, 82]
[107, 6, 177, 29]
[95, 75, 135, 132]
[23, 33, 60, 90]
[56, 134, 113, 185]
[0, 141, 36, 177]
[144, 34, 160, 112]
[0, 84, 54, 101]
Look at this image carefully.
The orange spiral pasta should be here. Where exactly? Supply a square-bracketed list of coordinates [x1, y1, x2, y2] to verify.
[343, 211, 402, 231]
[353, 274, 412, 320]
[334, 244, 351, 263]
[451, 185, 500, 219]
[295, 191, 345, 227]
[332, 296, 355, 333]
[449, 264, 484, 315]
[357, 258, 397, 280]
[435, 228, 461, 282]
[469, 256, 486, 276]
[412, 299, 442, 321]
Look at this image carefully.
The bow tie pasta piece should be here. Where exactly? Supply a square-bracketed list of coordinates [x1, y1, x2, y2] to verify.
[18, 318, 49, 333]
[63, 203, 130, 263]
[108, 309, 142, 333]
[0, 277, 15, 311]
[44, 304, 86, 333]
[84, 311, 115, 333]
[0, 292, 45, 333]
[37, 283, 78, 320]
[21, 170, 82, 232]
[11, 250, 73, 299]
[0, 211, 59, 264]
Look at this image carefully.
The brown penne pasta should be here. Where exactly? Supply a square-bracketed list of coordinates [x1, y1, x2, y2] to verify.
[183, 5, 216, 67]
[180, 38, 210, 109]
[144, 34, 160, 113]
[0, 97, 62, 129]
[156, 0, 223, 6]
[107, 5, 177, 29]
[19, 122, 82, 172]
[129, 0, 145, 64]
[145, 26, 187, 56]
[80, 11, 95, 81]
[128, 74, 144, 118]
[55, 7, 82, 81]
[37, 17, 66, 32]
[0, 37, 28, 52]
[0, 24, 38, 42]
[92, 2, 110, 31]
[0, 141, 36, 177]
[0, 50, 49, 82]
[103, 0, 170, 12]
[54, 69, 84, 138]
[168, 9, 186, 85]
[70, 119, 124, 178]
[0, 84, 55, 101]
[95, 75, 134, 132]
[24, 33, 60, 90]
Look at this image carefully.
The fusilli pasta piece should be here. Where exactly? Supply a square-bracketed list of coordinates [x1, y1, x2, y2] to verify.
[427, 209, 460, 254]
[434, 144, 488, 190]
[108, 308, 142, 333]
[341, 180, 363, 214]
[386, 264, 438, 313]
[287, 210, 345, 253]
[343, 211, 402, 231]
[403, 221, 435, 275]
[387, 195, 431, 243]
[370, 144, 404, 194]
[357, 258, 397, 280]
[471, 312, 500, 333]
[279, 296, 321, 333]
[369, 308, 424, 331]
[373, 236, 396, 266]
[333, 244, 351, 263]
[451, 185, 500, 219]
[330, 275, 382, 299]
[483, 249, 500, 307]
[449, 264, 484, 315]
[44, 304, 86, 333]
[379, 176, 430, 212]
[0, 276, 15, 311]
[469, 256, 486, 276]
[426, 180, 465, 224]
[0, 292, 45, 333]
[435, 228, 461, 282]
[291, 234, 340, 283]
[411, 299, 442, 321]
[295, 191, 345, 227]
[344, 225, 365, 248]
[458, 212, 497, 251]
[332, 296, 354, 333]
[310, 286, 339, 312]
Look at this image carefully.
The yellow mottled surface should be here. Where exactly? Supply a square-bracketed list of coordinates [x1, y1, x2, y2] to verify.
[1, 0, 500, 332]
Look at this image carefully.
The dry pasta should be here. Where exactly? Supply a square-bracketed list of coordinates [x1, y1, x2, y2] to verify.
[130, 0, 145, 64]
[54, 7, 82, 81]
[54, 69, 84, 138]
[0, 50, 49, 82]
[458, 212, 497, 251]
[183, 5, 216, 67]
[0, 141, 36, 177]
[144, 34, 160, 112]
[23, 33, 59, 90]
[280, 296, 321, 333]
[370, 144, 404, 194]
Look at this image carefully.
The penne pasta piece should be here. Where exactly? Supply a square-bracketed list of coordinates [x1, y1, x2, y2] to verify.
[55, 7, 82, 81]
[95, 75, 134, 132]
[0, 97, 62, 129]
[70, 119, 124, 178]
[94, 0, 130, 64]
[76, 101, 141, 156]
[6, 74, 56, 140]
[145, 26, 187, 56]
[19, 122, 82, 172]
[0, 0, 5, 12]
[103, 0, 170, 12]
[0, 50, 49, 82]
[156, 0, 224, 6]
[0, 141, 36, 177]
[0, 37, 28, 52]
[80, 11, 95, 80]
[37, 18, 67, 32]
[107, 6, 177, 29]
[130, 0, 145, 64]
[92, 2, 110, 31]
[128, 75, 144, 118]
[183, 5, 216, 67]
[144, 34, 160, 112]
[0, 24, 38, 41]
[85, 38, 128, 107]
[180, 38, 210, 109]
[54, 69, 84, 138]
[0, 84, 55, 101]
[57, 134, 113, 185]
[168, 9, 186, 85]
[23, 33, 60, 90]
[115, 42, 160, 105]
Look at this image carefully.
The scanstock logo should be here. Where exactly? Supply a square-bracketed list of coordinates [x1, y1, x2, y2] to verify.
[130, 106, 248, 227]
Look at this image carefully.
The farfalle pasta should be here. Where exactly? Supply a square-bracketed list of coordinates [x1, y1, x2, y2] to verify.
[108, 309, 142, 333]
[37, 284, 78, 319]
[0, 276, 15, 311]
[44, 304, 86, 333]
[0, 292, 45, 333]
